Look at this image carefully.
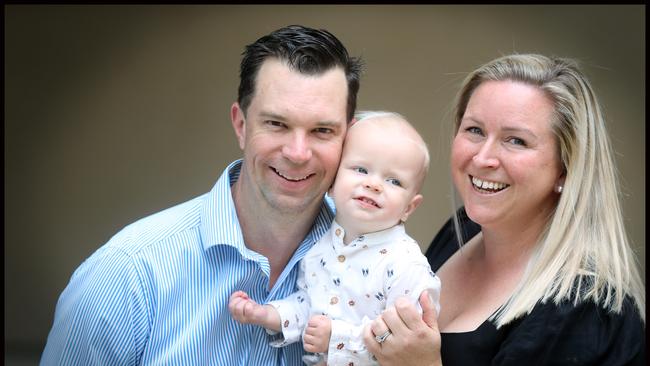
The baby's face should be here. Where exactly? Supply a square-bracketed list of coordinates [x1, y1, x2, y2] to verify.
[329, 117, 425, 239]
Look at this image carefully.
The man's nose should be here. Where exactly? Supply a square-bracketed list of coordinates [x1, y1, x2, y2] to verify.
[282, 132, 312, 164]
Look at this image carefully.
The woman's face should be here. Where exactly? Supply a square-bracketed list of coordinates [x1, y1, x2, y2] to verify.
[451, 80, 564, 231]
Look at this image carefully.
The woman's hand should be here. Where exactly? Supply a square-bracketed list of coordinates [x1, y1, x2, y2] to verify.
[363, 291, 442, 366]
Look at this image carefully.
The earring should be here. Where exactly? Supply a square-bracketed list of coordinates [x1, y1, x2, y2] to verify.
[556, 185, 563, 193]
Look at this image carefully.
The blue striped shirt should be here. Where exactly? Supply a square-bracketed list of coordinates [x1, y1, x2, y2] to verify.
[41, 160, 335, 365]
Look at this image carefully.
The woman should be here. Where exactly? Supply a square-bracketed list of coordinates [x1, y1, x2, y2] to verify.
[363, 54, 645, 365]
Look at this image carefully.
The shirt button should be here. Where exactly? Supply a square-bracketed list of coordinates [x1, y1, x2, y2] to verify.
[330, 296, 339, 305]
[338, 255, 346, 262]
[335, 228, 342, 236]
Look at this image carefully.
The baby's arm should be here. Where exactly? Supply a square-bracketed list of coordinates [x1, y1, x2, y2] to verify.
[385, 262, 441, 315]
[228, 290, 281, 332]
[303, 315, 332, 353]
[386, 262, 441, 314]
[326, 317, 377, 365]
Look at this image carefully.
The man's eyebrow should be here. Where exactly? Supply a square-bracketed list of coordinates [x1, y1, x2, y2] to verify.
[259, 111, 285, 121]
[259, 112, 343, 127]
[315, 120, 343, 127]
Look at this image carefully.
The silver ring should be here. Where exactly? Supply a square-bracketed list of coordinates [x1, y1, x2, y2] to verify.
[374, 330, 392, 344]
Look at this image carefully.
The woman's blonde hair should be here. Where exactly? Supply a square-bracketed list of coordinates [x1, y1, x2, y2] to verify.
[451, 54, 645, 327]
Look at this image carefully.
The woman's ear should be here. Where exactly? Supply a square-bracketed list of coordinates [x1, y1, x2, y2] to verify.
[554, 170, 566, 194]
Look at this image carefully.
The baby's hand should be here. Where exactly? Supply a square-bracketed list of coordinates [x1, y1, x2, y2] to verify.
[303, 315, 332, 353]
[228, 291, 269, 325]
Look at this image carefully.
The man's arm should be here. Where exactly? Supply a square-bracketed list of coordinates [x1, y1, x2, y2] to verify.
[41, 246, 148, 365]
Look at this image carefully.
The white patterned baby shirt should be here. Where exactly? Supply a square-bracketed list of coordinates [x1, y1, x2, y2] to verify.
[267, 220, 441, 365]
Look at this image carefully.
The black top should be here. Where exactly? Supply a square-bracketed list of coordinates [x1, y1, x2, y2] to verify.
[425, 210, 646, 365]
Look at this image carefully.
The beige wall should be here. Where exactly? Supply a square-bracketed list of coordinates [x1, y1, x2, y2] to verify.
[5, 5, 644, 355]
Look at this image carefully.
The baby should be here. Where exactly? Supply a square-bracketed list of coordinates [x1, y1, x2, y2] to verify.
[229, 111, 441, 365]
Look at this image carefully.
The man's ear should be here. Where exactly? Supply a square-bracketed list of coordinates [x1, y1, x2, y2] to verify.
[231, 102, 246, 150]
[327, 175, 339, 198]
[400, 194, 423, 222]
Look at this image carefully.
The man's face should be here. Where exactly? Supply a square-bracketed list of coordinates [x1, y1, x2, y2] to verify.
[232, 58, 349, 215]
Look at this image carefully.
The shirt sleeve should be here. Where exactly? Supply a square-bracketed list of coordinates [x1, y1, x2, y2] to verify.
[40, 245, 150, 366]
[494, 297, 645, 365]
[327, 316, 375, 365]
[266, 258, 311, 347]
[384, 258, 441, 315]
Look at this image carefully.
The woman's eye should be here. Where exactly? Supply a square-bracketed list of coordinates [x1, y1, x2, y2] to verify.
[467, 126, 483, 135]
[507, 137, 526, 146]
[354, 167, 368, 174]
[387, 178, 402, 187]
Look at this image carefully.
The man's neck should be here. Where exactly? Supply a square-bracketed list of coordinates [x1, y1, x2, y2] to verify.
[231, 179, 322, 288]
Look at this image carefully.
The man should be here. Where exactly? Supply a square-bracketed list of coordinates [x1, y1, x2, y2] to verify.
[41, 25, 362, 365]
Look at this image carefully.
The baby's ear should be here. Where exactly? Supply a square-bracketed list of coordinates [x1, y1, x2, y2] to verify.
[400, 194, 423, 222]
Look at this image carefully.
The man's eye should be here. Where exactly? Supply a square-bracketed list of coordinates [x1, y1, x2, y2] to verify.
[314, 127, 333, 134]
[267, 120, 285, 128]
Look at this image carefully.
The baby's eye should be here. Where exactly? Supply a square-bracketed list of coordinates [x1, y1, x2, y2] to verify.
[387, 178, 402, 187]
[354, 167, 368, 174]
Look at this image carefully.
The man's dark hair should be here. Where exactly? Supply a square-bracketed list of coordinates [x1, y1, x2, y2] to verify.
[238, 25, 363, 122]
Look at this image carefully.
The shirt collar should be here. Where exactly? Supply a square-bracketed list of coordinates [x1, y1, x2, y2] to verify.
[199, 159, 246, 252]
[199, 160, 335, 259]
[329, 220, 407, 249]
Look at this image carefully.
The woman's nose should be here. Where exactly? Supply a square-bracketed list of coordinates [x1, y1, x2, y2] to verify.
[472, 141, 500, 169]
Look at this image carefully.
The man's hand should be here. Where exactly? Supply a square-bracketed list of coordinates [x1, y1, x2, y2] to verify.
[303, 315, 332, 353]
